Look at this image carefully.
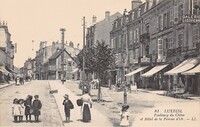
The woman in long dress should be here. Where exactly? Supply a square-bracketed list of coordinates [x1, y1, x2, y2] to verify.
[81, 91, 92, 122]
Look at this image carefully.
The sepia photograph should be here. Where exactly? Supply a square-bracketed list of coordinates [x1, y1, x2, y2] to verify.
[0, 0, 200, 127]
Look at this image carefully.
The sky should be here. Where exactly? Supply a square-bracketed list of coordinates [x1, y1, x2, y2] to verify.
[0, 0, 144, 68]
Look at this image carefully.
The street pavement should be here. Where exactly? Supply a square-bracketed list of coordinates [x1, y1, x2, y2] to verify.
[0, 80, 199, 127]
[61, 80, 200, 127]
[48, 80, 113, 127]
[0, 80, 63, 127]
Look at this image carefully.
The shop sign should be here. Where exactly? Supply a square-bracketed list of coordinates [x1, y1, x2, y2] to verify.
[182, 15, 200, 23]
[141, 56, 150, 63]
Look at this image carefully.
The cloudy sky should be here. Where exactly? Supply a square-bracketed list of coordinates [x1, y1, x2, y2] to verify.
[0, 0, 145, 67]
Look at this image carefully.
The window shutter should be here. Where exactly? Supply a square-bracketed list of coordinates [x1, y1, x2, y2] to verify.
[158, 39, 163, 60]
[174, 5, 178, 24]
[161, 14, 163, 30]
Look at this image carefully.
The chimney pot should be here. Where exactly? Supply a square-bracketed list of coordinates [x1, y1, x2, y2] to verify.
[105, 11, 110, 21]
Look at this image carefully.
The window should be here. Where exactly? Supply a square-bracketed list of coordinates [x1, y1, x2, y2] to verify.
[169, 9, 173, 26]
[135, 48, 139, 59]
[163, 13, 167, 29]
[158, 39, 163, 59]
[111, 38, 114, 48]
[136, 28, 139, 43]
[178, 4, 183, 22]
[138, 8, 141, 17]
[119, 35, 122, 48]
[192, 27, 199, 48]
[178, 34, 184, 47]
[129, 30, 133, 45]
[174, 5, 178, 24]
[168, 36, 173, 49]
[132, 12, 135, 20]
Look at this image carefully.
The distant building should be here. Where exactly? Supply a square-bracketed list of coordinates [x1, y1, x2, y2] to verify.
[86, 11, 122, 48]
[34, 41, 80, 80]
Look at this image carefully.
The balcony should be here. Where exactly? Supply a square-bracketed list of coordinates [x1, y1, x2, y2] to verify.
[140, 33, 150, 44]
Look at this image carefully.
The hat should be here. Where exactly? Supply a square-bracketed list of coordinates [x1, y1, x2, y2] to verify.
[63, 94, 68, 98]
[122, 104, 129, 110]
[34, 95, 39, 98]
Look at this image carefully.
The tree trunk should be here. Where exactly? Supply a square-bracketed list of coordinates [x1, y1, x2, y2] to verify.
[97, 72, 102, 102]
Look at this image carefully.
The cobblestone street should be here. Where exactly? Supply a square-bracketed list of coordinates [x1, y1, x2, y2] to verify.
[0, 80, 63, 127]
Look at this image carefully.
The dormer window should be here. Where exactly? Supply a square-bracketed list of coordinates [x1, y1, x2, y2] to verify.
[121, 18, 123, 26]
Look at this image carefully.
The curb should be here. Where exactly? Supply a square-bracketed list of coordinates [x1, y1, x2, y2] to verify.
[48, 81, 65, 126]
[0, 83, 14, 89]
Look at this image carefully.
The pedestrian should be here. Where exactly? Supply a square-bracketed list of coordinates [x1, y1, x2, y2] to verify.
[12, 98, 20, 122]
[32, 95, 42, 122]
[18, 99, 25, 122]
[24, 95, 33, 122]
[81, 91, 92, 122]
[62, 94, 74, 123]
[119, 105, 130, 127]
[132, 81, 138, 92]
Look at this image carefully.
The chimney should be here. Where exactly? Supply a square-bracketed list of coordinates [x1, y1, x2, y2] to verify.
[152, 0, 158, 7]
[77, 43, 80, 49]
[92, 15, 97, 25]
[132, 0, 142, 10]
[105, 11, 110, 21]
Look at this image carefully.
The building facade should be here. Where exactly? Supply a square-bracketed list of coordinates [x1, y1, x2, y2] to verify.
[0, 21, 15, 83]
[34, 41, 80, 80]
[110, 0, 200, 94]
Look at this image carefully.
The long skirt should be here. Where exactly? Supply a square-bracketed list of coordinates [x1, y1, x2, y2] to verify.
[82, 104, 91, 122]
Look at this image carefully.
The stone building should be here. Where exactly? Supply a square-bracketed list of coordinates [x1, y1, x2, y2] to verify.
[0, 21, 15, 83]
[34, 41, 80, 80]
[110, 0, 200, 94]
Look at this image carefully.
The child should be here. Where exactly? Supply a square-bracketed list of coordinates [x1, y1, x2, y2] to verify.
[24, 95, 32, 122]
[32, 95, 42, 122]
[12, 98, 20, 122]
[18, 99, 25, 122]
[119, 105, 130, 127]
[63, 94, 74, 123]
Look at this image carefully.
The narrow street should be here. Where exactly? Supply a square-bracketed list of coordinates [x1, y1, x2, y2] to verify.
[0, 80, 63, 127]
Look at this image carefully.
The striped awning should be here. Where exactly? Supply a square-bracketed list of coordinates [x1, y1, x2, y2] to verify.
[182, 64, 200, 75]
[142, 64, 168, 77]
[164, 58, 198, 75]
[125, 66, 148, 77]
[0, 66, 10, 75]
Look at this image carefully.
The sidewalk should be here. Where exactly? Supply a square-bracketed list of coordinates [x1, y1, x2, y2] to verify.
[48, 80, 113, 127]
[0, 81, 15, 89]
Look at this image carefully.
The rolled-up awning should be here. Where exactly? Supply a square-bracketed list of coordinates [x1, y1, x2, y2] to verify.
[182, 64, 200, 75]
[164, 58, 198, 75]
[0, 66, 10, 75]
[125, 66, 148, 77]
[142, 64, 168, 77]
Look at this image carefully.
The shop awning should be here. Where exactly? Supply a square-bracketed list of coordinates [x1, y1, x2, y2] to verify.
[0, 66, 10, 75]
[182, 64, 200, 75]
[71, 68, 79, 73]
[142, 64, 168, 77]
[164, 58, 198, 75]
[125, 66, 148, 77]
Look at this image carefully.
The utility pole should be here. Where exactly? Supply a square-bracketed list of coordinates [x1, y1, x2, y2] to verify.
[60, 28, 66, 84]
[82, 16, 86, 94]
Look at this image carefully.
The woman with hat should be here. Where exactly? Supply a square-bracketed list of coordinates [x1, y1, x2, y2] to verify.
[62, 94, 74, 123]
[32, 95, 42, 122]
[119, 105, 130, 127]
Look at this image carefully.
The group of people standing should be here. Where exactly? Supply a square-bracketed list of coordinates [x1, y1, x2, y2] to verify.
[62, 91, 92, 123]
[12, 95, 42, 123]
[15, 76, 24, 85]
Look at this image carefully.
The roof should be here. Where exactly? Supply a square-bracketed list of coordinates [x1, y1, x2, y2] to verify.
[48, 49, 77, 63]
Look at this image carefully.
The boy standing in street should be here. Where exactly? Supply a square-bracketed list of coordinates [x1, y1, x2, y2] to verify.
[63, 94, 74, 123]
